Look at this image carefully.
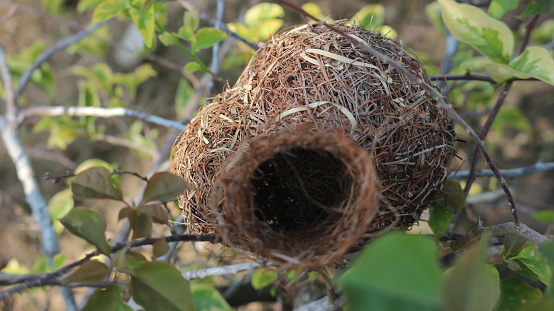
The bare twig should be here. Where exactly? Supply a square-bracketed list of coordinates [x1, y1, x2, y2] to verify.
[441, 222, 550, 255]
[431, 74, 538, 83]
[18, 106, 188, 130]
[182, 262, 270, 281]
[294, 295, 344, 311]
[273, 0, 521, 226]
[15, 18, 112, 99]
[452, 161, 554, 179]
[0, 45, 15, 123]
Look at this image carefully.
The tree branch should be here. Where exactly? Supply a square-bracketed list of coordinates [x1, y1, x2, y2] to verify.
[182, 262, 270, 281]
[273, 0, 521, 227]
[430, 74, 538, 83]
[441, 222, 551, 255]
[15, 18, 112, 100]
[18, 106, 187, 130]
[452, 161, 554, 179]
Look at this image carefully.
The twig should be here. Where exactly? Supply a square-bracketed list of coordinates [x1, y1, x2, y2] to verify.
[206, 0, 225, 97]
[44, 169, 150, 183]
[273, 0, 521, 226]
[0, 45, 15, 123]
[294, 295, 344, 311]
[463, 14, 540, 198]
[178, 0, 258, 51]
[452, 161, 554, 179]
[15, 18, 112, 99]
[430, 74, 539, 83]
[182, 262, 270, 280]
[96, 134, 158, 158]
[18, 106, 188, 130]
[441, 222, 550, 255]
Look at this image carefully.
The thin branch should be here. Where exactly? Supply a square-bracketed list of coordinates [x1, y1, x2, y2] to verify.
[441, 222, 550, 255]
[15, 18, 112, 99]
[182, 262, 270, 281]
[273, 0, 521, 226]
[178, 0, 258, 51]
[294, 296, 344, 311]
[452, 161, 554, 179]
[18, 106, 187, 130]
[0, 44, 16, 122]
[430, 74, 539, 83]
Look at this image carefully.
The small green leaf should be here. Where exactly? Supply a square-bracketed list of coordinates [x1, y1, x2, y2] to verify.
[92, 0, 125, 23]
[140, 205, 169, 225]
[128, 261, 195, 311]
[244, 3, 284, 28]
[509, 47, 554, 85]
[128, 210, 152, 240]
[63, 260, 111, 283]
[503, 234, 529, 259]
[48, 189, 74, 234]
[251, 268, 277, 290]
[118, 207, 131, 220]
[175, 78, 193, 118]
[428, 205, 454, 238]
[159, 32, 180, 46]
[350, 4, 385, 30]
[539, 241, 554, 297]
[443, 236, 500, 311]
[192, 284, 232, 311]
[521, 0, 554, 18]
[177, 26, 196, 43]
[129, 5, 156, 48]
[438, 0, 514, 63]
[153, 238, 170, 258]
[497, 278, 543, 311]
[184, 62, 202, 73]
[71, 167, 123, 201]
[113, 248, 148, 271]
[82, 285, 132, 311]
[432, 180, 465, 211]
[301, 3, 325, 21]
[184, 10, 199, 32]
[193, 28, 227, 52]
[59, 208, 111, 255]
[141, 172, 190, 204]
[339, 233, 442, 311]
[515, 257, 552, 286]
[488, 0, 520, 19]
[534, 210, 554, 225]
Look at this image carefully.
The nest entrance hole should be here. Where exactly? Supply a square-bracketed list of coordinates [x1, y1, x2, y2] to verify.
[252, 147, 351, 232]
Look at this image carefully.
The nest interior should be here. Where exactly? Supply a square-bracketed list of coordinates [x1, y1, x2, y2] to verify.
[171, 23, 455, 267]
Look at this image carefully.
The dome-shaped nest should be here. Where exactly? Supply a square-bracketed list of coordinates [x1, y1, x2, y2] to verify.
[171, 22, 455, 268]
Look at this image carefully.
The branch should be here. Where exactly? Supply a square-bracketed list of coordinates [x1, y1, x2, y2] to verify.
[441, 222, 551, 255]
[182, 262, 271, 280]
[273, 0, 521, 227]
[15, 18, 112, 99]
[452, 161, 554, 179]
[430, 74, 539, 83]
[0, 45, 16, 124]
[18, 106, 187, 130]
[294, 296, 344, 311]
[0, 234, 216, 299]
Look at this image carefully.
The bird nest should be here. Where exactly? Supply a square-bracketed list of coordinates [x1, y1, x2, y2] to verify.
[171, 23, 455, 268]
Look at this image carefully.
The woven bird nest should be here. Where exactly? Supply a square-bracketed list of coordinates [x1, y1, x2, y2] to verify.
[171, 23, 455, 268]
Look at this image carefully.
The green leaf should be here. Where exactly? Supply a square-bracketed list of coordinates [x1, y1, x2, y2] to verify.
[497, 278, 543, 311]
[521, 0, 554, 18]
[184, 10, 199, 32]
[534, 210, 554, 225]
[42, 0, 64, 15]
[245, 3, 284, 28]
[515, 257, 551, 286]
[509, 47, 554, 85]
[539, 241, 554, 297]
[438, 0, 514, 63]
[191, 284, 232, 311]
[184, 62, 202, 73]
[48, 189, 74, 234]
[432, 180, 465, 211]
[255, 20, 284, 41]
[59, 208, 111, 255]
[426, 1, 446, 35]
[139, 205, 169, 225]
[251, 268, 277, 290]
[177, 26, 196, 43]
[82, 285, 133, 311]
[153, 238, 170, 258]
[301, 2, 325, 21]
[502, 234, 529, 259]
[128, 261, 195, 311]
[128, 210, 152, 240]
[428, 205, 454, 238]
[443, 236, 500, 311]
[92, 0, 125, 23]
[63, 260, 111, 283]
[159, 32, 180, 46]
[141, 172, 190, 204]
[71, 167, 123, 201]
[193, 28, 227, 52]
[488, 0, 520, 19]
[491, 107, 532, 135]
[350, 4, 385, 30]
[339, 233, 442, 311]
[113, 248, 147, 271]
[129, 5, 156, 48]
